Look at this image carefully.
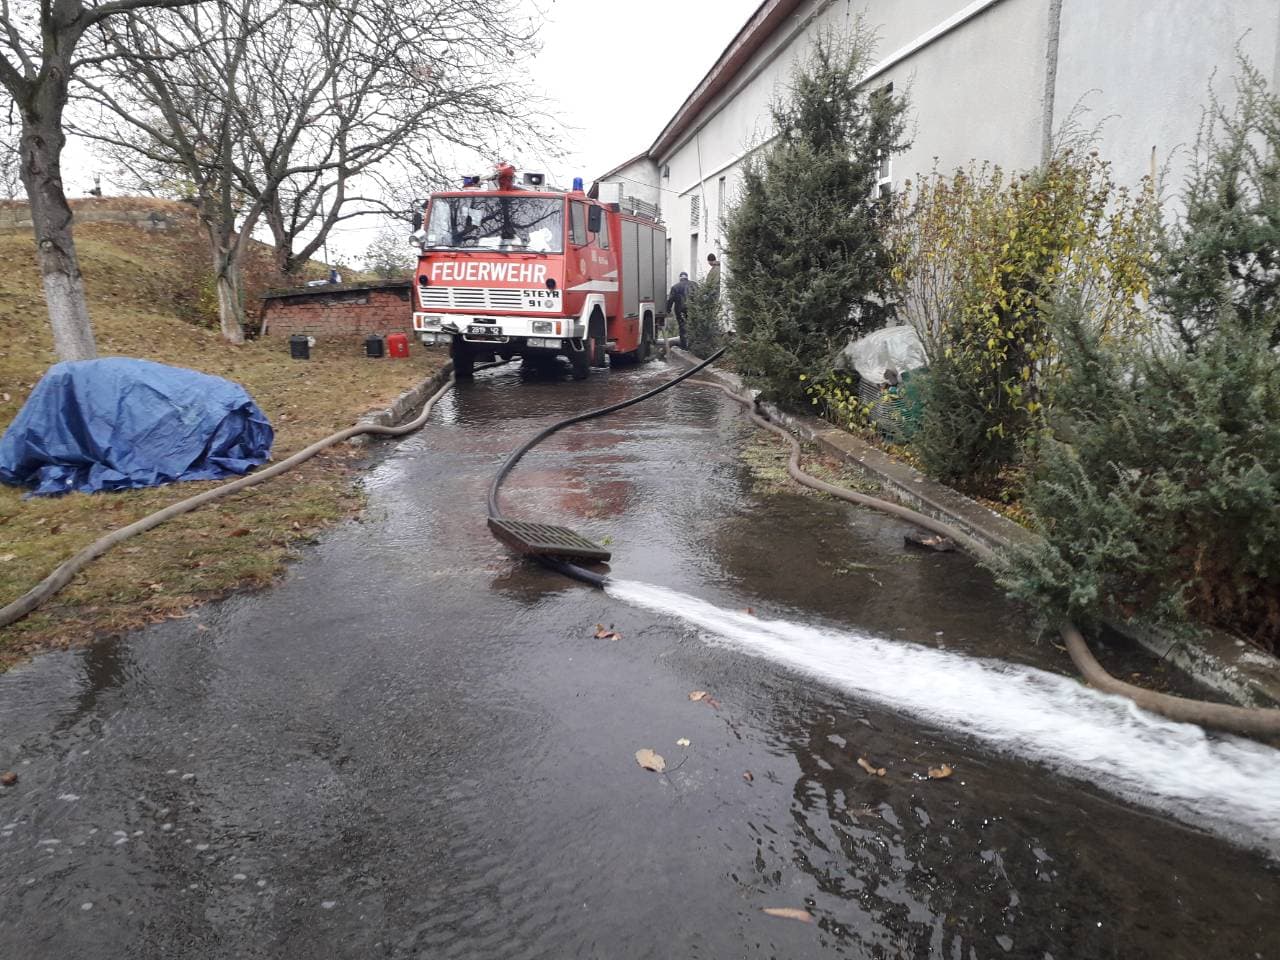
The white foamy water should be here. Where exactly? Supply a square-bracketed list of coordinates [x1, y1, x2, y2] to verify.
[607, 580, 1280, 855]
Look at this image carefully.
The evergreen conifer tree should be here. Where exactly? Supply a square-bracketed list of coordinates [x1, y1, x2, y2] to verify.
[725, 25, 910, 404]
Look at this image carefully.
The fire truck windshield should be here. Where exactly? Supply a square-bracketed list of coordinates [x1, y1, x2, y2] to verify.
[424, 195, 564, 252]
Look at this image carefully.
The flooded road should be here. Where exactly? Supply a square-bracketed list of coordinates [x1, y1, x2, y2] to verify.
[1, 359, 1277, 959]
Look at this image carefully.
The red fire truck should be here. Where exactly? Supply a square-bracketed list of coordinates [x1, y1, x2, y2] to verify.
[409, 164, 667, 379]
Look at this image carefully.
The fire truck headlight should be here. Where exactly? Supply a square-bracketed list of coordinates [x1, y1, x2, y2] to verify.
[531, 320, 554, 334]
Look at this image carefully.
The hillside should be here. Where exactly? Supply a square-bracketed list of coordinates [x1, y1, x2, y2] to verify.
[0, 202, 445, 667]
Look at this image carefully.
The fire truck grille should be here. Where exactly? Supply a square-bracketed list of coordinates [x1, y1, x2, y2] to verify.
[419, 286, 526, 310]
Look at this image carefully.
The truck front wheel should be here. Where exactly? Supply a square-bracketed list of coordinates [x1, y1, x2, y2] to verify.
[570, 342, 590, 381]
[451, 340, 475, 379]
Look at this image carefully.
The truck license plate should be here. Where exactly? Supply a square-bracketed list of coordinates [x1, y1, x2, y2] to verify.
[467, 324, 500, 336]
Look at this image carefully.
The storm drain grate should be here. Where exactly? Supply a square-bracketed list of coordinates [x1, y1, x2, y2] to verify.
[487, 517, 612, 562]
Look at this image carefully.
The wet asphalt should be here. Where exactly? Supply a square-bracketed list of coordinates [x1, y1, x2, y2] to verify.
[0, 358, 1277, 959]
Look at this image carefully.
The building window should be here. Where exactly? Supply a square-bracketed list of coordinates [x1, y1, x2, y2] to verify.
[690, 233, 699, 275]
[717, 177, 726, 237]
[690, 195, 700, 229]
[875, 154, 892, 202]
[872, 82, 894, 202]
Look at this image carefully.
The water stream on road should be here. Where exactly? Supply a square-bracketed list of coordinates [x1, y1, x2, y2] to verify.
[609, 579, 1280, 856]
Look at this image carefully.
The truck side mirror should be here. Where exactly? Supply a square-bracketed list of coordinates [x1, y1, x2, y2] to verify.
[411, 210, 423, 231]
[587, 205, 602, 235]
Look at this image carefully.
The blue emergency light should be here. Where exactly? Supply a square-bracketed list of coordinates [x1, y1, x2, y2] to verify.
[572, 176, 584, 192]
[462, 175, 480, 187]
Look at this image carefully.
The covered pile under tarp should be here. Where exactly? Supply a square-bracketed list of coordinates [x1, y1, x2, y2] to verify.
[0, 358, 273, 496]
[839, 324, 927, 384]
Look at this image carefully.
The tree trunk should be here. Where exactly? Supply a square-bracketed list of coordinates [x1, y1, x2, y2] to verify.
[19, 108, 97, 361]
[209, 238, 247, 345]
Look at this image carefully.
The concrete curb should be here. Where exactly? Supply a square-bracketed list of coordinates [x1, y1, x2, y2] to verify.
[669, 345, 1280, 709]
[349, 360, 454, 445]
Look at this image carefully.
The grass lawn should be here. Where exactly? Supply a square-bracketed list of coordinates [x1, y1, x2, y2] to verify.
[0, 215, 445, 670]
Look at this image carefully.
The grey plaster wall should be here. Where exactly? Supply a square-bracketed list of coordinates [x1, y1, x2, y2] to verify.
[884, 0, 1048, 183]
[1053, 0, 1280, 198]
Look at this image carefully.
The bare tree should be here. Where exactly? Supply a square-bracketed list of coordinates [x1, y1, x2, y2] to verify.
[1, 92, 21, 199]
[78, 0, 550, 342]
[0, 0, 204, 361]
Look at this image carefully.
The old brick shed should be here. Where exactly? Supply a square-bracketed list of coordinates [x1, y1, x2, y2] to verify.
[260, 280, 413, 339]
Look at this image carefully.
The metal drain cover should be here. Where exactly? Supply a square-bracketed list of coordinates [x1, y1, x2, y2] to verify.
[488, 517, 612, 562]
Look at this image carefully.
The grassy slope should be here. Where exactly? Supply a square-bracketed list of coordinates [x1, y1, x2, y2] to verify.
[0, 213, 444, 668]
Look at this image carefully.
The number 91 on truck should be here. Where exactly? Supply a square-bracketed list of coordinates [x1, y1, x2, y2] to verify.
[409, 163, 668, 380]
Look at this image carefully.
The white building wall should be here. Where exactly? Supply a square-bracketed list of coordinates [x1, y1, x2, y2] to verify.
[624, 0, 1280, 291]
[1053, 0, 1280, 198]
[594, 156, 661, 211]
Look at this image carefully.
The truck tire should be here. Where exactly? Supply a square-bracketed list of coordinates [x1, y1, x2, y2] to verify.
[570, 342, 590, 380]
[639, 314, 654, 362]
[451, 341, 475, 379]
[588, 310, 608, 368]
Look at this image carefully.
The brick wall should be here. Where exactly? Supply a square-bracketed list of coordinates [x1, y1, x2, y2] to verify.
[261, 280, 413, 338]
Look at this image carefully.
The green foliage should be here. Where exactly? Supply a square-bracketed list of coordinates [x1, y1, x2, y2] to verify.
[683, 279, 725, 358]
[890, 152, 1158, 495]
[801, 371, 870, 432]
[725, 24, 910, 406]
[1154, 56, 1280, 349]
[1003, 60, 1280, 652]
[1002, 300, 1280, 649]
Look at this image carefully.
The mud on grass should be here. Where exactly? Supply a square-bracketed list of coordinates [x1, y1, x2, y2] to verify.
[0, 219, 448, 669]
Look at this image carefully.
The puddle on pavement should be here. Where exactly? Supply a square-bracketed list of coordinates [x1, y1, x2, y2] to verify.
[1, 360, 1277, 959]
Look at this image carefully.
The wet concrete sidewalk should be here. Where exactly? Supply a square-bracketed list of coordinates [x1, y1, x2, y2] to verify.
[1, 360, 1277, 959]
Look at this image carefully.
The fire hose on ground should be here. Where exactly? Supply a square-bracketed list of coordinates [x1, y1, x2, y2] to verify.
[487, 349, 1280, 739]
[2, 350, 1276, 738]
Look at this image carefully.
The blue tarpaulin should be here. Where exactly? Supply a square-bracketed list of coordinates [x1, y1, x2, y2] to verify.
[0, 358, 273, 496]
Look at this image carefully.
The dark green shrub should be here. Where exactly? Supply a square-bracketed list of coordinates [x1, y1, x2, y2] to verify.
[1002, 60, 1280, 651]
[724, 23, 909, 406]
[684, 280, 724, 359]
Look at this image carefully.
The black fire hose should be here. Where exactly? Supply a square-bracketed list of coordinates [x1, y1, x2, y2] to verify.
[486, 347, 728, 588]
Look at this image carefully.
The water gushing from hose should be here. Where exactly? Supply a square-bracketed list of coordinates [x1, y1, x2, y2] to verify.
[607, 579, 1280, 857]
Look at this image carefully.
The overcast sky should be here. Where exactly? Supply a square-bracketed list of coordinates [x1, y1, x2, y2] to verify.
[527, 0, 761, 184]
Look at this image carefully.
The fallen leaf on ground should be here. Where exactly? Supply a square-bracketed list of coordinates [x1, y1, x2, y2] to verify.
[857, 757, 886, 777]
[593, 623, 622, 641]
[676, 738, 690, 747]
[688, 691, 708, 701]
[634, 748, 666, 773]
[761, 907, 812, 923]
[927, 764, 953, 780]
[743, 607, 755, 616]
[742, 770, 754, 782]
[227, 528, 251, 537]
[0, 553, 15, 562]
[1, 771, 17, 786]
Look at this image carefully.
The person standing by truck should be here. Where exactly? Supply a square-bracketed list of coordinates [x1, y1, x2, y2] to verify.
[704, 253, 721, 299]
[666, 271, 692, 348]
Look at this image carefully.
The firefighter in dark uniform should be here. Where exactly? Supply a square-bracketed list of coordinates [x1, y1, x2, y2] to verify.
[666, 271, 692, 349]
